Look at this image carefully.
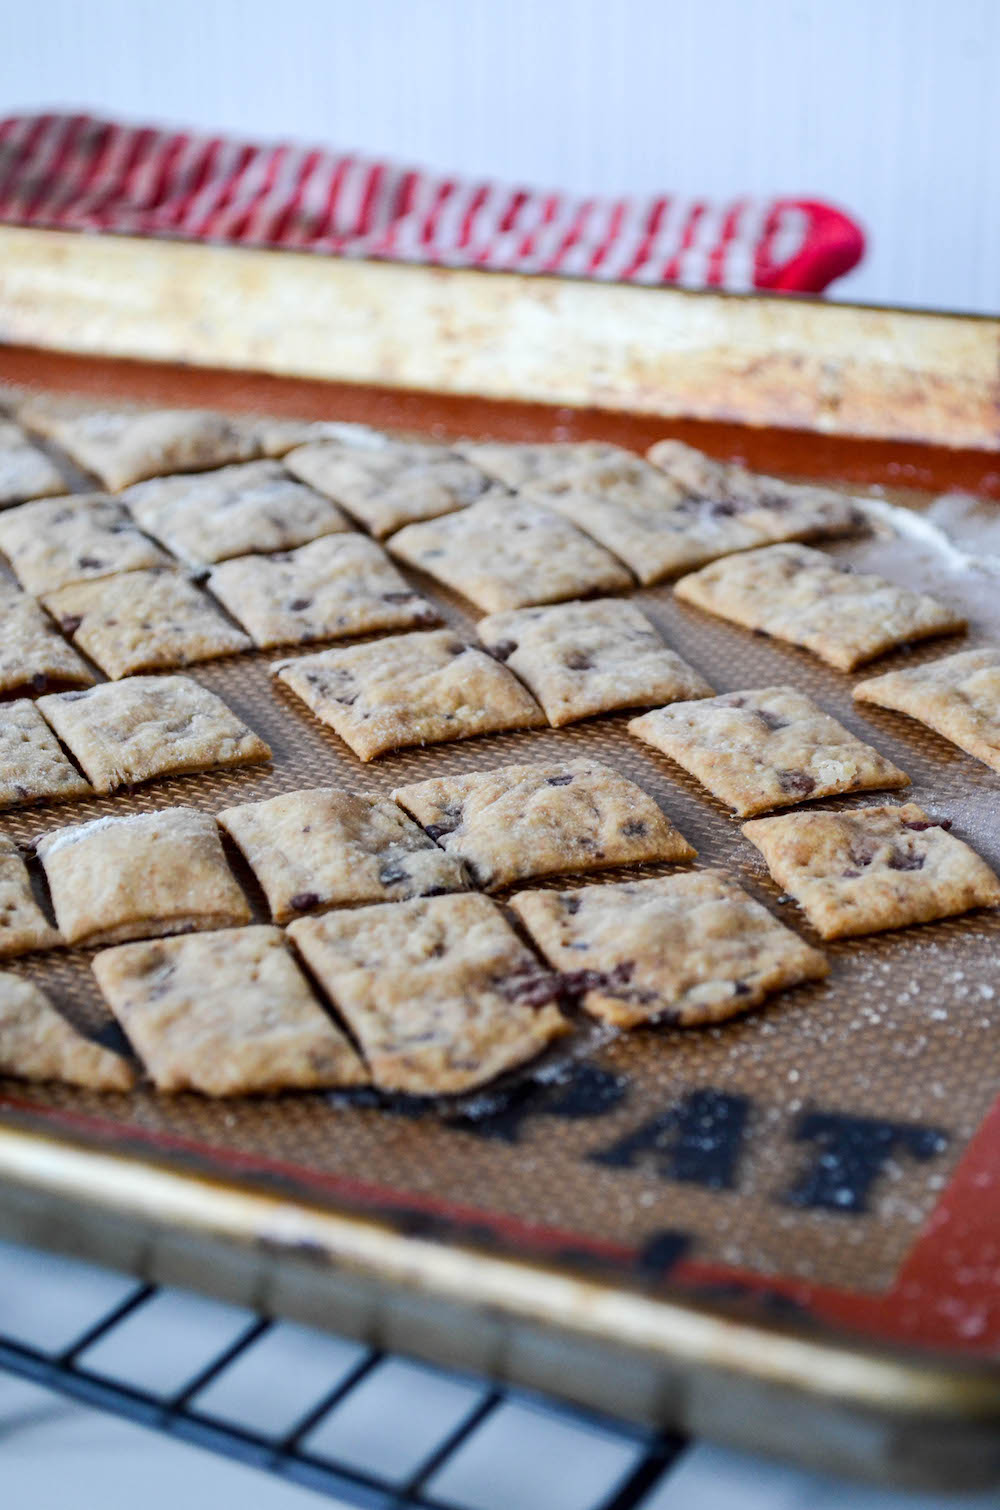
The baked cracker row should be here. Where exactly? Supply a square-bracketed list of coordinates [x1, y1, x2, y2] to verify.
[673, 544, 965, 670]
[523, 449, 864, 586]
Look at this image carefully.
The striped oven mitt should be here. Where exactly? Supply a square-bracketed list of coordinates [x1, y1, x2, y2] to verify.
[0, 113, 864, 294]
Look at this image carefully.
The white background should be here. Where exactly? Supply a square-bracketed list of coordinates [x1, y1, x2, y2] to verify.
[1, 0, 999, 312]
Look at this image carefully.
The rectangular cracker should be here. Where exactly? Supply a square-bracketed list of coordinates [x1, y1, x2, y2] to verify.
[92, 926, 368, 1095]
[272, 629, 544, 762]
[0, 418, 67, 506]
[389, 496, 633, 612]
[511, 870, 829, 1029]
[452, 440, 629, 490]
[0, 837, 62, 958]
[19, 401, 263, 491]
[742, 802, 1000, 940]
[123, 460, 352, 567]
[526, 453, 758, 584]
[854, 648, 1000, 773]
[38, 808, 251, 948]
[647, 439, 867, 543]
[0, 699, 92, 810]
[217, 786, 470, 922]
[673, 544, 966, 670]
[207, 535, 440, 649]
[0, 584, 94, 696]
[393, 758, 695, 890]
[629, 687, 910, 817]
[477, 598, 713, 726]
[0, 971, 134, 1091]
[251, 418, 394, 457]
[288, 893, 569, 1095]
[285, 440, 499, 537]
[44, 567, 251, 679]
[527, 445, 862, 584]
[0, 493, 171, 595]
[37, 676, 271, 794]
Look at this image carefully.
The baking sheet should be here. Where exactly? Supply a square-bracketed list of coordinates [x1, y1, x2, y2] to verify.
[2, 393, 999, 1346]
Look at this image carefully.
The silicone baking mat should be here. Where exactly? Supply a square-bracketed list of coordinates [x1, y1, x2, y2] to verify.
[2, 377, 999, 1363]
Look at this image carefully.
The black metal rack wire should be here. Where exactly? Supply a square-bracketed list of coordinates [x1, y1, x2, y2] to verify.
[0, 1279, 688, 1509]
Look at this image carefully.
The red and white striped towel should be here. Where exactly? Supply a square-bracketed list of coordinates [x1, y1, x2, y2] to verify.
[0, 113, 864, 294]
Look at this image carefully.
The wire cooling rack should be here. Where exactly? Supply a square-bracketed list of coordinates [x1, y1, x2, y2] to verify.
[0, 1239, 686, 1510]
[6, 1240, 1000, 1510]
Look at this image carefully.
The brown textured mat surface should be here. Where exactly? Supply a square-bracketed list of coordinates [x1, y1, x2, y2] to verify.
[2, 403, 999, 1304]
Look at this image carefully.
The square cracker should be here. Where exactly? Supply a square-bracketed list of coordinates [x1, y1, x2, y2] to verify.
[38, 808, 251, 948]
[477, 598, 713, 726]
[854, 648, 1000, 773]
[19, 401, 263, 491]
[37, 676, 271, 794]
[741, 802, 1000, 939]
[511, 869, 828, 1029]
[285, 440, 498, 538]
[673, 544, 966, 671]
[92, 926, 367, 1095]
[647, 439, 867, 542]
[452, 440, 629, 490]
[288, 893, 569, 1095]
[0, 699, 92, 811]
[217, 786, 469, 923]
[44, 567, 251, 679]
[393, 758, 695, 890]
[0, 971, 134, 1091]
[123, 460, 352, 568]
[207, 535, 440, 649]
[250, 418, 394, 457]
[525, 453, 757, 584]
[0, 584, 94, 696]
[388, 496, 632, 612]
[629, 687, 910, 817]
[0, 418, 67, 506]
[272, 629, 544, 762]
[0, 493, 170, 595]
[0, 836, 62, 958]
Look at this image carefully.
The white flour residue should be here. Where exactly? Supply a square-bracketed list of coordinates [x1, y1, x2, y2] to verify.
[862, 494, 1000, 576]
